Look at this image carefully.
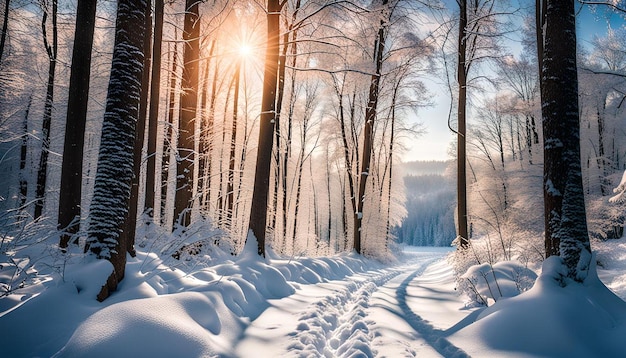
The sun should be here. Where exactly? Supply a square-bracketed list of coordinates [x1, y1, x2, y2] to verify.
[238, 44, 253, 58]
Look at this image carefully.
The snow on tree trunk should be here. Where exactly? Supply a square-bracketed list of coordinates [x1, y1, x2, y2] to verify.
[541, 0, 590, 281]
[86, 0, 147, 301]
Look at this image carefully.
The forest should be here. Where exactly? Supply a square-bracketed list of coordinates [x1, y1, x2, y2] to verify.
[1, 0, 626, 356]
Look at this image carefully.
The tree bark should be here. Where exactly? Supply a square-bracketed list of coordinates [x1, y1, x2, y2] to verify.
[173, 0, 201, 229]
[120, 1, 152, 256]
[58, 0, 97, 248]
[86, 0, 147, 301]
[248, 0, 281, 256]
[19, 95, 32, 211]
[0, 0, 9, 63]
[456, 0, 469, 248]
[354, 0, 388, 254]
[144, 0, 165, 219]
[226, 62, 241, 229]
[161, 40, 178, 226]
[34, 0, 57, 220]
[541, 0, 590, 280]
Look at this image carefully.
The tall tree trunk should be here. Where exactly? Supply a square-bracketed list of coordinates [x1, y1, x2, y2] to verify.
[34, 0, 57, 220]
[161, 40, 178, 226]
[19, 94, 32, 210]
[271, 26, 289, 235]
[597, 105, 607, 195]
[58, 0, 97, 248]
[217, 81, 234, 227]
[173, 0, 200, 229]
[326, 146, 332, 246]
[226, 62, 241, 229]
[86, 0, 147, 301]
[198, 40, 216, 211]
[248, 0, 282, 256]
[541, 0, 590, 280]
[144, 0, 165, 219]
[354, 1, 387, 254]
[0, 0, 9, 63]
[120, 1, 152, 256]
[455, 0, 469, 248]
[333, 77, 357, 250]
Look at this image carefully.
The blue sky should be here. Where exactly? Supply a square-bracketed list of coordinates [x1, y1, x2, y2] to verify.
[403, 1, 626, 162]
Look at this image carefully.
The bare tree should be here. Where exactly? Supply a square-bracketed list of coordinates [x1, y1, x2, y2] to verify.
[34, 0, 58, 220]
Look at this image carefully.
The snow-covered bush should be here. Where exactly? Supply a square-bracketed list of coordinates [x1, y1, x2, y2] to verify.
[458, 261, 537, 307]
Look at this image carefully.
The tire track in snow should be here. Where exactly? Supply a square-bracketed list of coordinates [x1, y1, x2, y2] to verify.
[286, 253, 445, 358]
[395, 266, 470, 358]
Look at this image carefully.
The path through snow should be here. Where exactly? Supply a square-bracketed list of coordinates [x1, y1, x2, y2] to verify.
[235, 248, 474, 357]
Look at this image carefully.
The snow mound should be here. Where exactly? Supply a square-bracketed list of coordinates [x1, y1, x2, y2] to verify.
[460, 261, 537, 306]
[450, 255, 626, 357]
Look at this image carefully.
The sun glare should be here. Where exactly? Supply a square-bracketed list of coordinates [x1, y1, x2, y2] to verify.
[238, 44, 252, 58]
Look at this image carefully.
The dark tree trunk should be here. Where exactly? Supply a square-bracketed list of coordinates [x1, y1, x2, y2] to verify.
[0, 0, 9, 63]
[120, 1, 152, 256]
[173, 0, 200, 229]
[248, 0, 281, 256]
[34, 0, 57, 220]
[333, 78, 357, 250]
[456, 0, 469, 248]
[354, 0, 388, 254]
[541, 0, 590, 280]
[226, 62, 241, 229]
[58, 0, 97, 248]
[86, 0, 147, 301]
[144, 0, 165, 219]
[19, 95, 32, 210]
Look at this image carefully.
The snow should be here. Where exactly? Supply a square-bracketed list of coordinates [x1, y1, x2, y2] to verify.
[2, 241, 626, 357]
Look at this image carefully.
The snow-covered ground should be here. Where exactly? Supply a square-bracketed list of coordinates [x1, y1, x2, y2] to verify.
[2, 239, 626, 357]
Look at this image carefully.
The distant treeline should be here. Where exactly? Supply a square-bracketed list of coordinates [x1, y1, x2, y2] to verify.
[401, 160, 450, 176]
[394, 172, 456, 247]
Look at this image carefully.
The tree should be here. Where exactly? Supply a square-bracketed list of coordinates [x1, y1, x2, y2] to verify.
[58, 0, 98, 249]
[248, 0, 282, 256]
[144, 0, 165, 220]
[173, 0, 201, 229]
[34, 0, 58, 220]
[0, 0, 9, 63]
[120, 1, 152, 256]
[541, 0, 591, 280]
[456, 0, 469, 247]
[354, 0, 390, 254]
[86, 0, 147, 301]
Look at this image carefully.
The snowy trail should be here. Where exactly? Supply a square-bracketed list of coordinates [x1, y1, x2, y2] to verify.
[234, 249, 471, 358]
